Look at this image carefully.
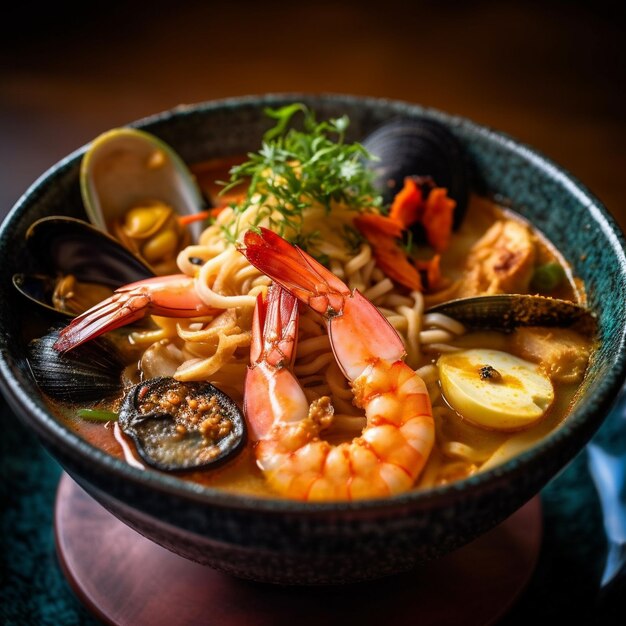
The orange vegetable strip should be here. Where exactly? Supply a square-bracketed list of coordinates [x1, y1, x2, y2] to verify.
[372, 246, 423, 291]
[422, 188, 455, 253]
[354, 213, 404, 239]
[416, 254, 442, 292]
[389, 177, 423, 228]
[178, 209, 222, 226]
[354, 215, 422, 291]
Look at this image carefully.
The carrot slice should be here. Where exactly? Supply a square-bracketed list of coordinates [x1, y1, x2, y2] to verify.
[354, 215, 422, 291]
[353, 185, 455, 292]
[389, 177, 423, 228]
[354, 213, 403, 239]
[416, 254, 442, 291]
[422, 188, 455, 252]
[178, 210, 212, 226]
[372, 245, 423, 291]
[178, 208, 224, 226]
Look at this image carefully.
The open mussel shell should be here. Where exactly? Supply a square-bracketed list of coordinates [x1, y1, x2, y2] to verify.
[13, 273, 66, 317]
[119, 377, 246, 472]
[362, 117, 470, 228]
[26, 216, 155, 286]
[81, 128, 205, 242]
[427, 294, 596, 335]
[14, 216, 155, 315]
[28, 328, 125, 402]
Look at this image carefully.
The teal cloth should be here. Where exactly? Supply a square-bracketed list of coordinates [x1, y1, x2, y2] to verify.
[0, 399, 95, 625]
[1, 394, 624, 625]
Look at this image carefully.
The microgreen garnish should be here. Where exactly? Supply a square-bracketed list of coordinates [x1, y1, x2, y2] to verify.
[220, 104, 381, 252]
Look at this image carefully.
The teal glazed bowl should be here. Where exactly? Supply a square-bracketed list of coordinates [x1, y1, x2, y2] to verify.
[1, 95, 625, 584]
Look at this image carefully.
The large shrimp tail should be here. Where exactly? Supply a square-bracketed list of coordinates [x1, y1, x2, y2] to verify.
[245, 284, 309, 441]
[241, 228, 405, 380]
[54, 292, 149, 353]
[54, 274, 216, 353]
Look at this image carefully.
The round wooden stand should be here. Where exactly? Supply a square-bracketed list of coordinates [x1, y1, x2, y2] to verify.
[54, 473, 542, 626]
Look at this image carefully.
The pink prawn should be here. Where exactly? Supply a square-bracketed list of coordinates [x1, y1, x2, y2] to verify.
[54, 274, 217, 352]
[242, 228, 434, 501]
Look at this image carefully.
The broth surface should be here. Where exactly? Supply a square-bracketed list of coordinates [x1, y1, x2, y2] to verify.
[54, 324, 589, 497]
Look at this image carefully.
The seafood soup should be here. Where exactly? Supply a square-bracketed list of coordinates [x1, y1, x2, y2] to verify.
[21, 105, 594, 501]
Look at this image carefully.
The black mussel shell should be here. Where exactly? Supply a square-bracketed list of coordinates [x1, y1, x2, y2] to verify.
[362, 117, 470, 228]
[26, 216, 155, 288]
[13, 273, 67, 317]
[119, 377, 246, 472]
[427, 295, 596, 335]
[28, 328, 125, 402]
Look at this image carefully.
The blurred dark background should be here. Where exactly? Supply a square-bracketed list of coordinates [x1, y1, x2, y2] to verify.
[1, 0, 624, 226]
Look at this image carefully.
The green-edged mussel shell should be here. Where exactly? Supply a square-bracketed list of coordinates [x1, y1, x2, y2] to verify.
[80, 127, 205, 241]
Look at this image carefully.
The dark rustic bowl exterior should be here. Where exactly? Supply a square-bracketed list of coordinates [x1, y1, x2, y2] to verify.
[1, 95, 625, 584]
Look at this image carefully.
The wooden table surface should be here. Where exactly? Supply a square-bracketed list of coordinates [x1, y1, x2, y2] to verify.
[1, 0, 624, 227]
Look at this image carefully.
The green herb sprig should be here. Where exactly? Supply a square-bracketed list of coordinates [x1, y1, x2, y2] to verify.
[220, 104, 381, 250]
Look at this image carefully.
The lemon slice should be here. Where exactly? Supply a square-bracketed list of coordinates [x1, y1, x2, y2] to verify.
[437, 349, 554, 430]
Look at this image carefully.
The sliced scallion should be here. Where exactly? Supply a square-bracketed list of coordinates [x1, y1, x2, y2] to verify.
[76, 408, 119, 422]
[531, 262, 566, 293]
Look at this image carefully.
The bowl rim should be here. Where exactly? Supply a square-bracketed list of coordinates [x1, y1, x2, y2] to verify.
[2, 92, 626, 514]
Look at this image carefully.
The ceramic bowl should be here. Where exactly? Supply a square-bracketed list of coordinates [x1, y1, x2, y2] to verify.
[1, 94, 625, 585]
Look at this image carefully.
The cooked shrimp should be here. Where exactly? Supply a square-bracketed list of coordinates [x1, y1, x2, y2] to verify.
[54, 274, 218, 352]
[242, 228, 434, 501]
